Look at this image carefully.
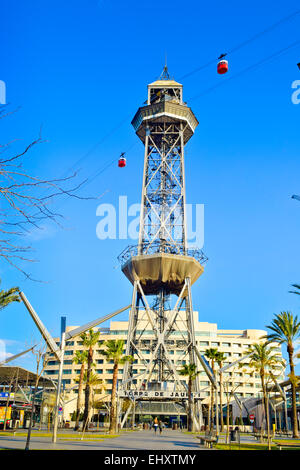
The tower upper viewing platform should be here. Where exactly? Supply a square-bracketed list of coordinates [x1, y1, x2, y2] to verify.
[131, 67, 198, 144]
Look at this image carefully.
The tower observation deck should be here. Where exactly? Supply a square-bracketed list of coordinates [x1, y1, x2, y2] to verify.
[118, 68, 207, 429]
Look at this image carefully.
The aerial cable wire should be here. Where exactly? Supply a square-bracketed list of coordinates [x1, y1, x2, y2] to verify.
[180, 8, 300, 80]
[226, 9, 300, 55]
[76, 140, 138, 191]
[80, 38, 300, 189]
[60, 114, 132, 179]
[75, 37, 300, 190]
[189, 38, 300, 102]
[55, 9, 300, 187]
[84, 38, 300, 186]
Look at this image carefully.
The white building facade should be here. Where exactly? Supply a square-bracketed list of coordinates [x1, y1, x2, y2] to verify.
[44, 312, 284, 423]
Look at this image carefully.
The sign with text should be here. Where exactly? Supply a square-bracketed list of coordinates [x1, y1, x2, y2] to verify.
[0, 393, 14, 400]
[118, 390, 203, 400]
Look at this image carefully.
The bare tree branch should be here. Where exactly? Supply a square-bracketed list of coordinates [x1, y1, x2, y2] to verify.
[0, 105, 98, 280]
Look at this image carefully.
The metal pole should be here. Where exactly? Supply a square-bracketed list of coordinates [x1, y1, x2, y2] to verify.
[215, 382, 219, 435]
[52, 317, 66, 443]
[132, 399, 135, 430]
[19, 292, 61, 360]
[121, 402, 133, 429]
[3, 376, 14, 431]
[284, 391, 289, 432]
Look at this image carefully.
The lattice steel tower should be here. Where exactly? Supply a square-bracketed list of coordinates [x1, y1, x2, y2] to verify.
[118, 67, 207, 428]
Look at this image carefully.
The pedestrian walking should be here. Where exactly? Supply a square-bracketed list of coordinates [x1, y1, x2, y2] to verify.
[159, 420, 163, 435]
[153, 416, 159, 434]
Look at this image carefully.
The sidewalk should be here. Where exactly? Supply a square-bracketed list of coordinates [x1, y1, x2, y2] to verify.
[0, 429, 204, 450]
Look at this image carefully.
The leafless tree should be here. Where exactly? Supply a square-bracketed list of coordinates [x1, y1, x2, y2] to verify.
[0, 105, 95, 279]
[25, 343, 49, 450]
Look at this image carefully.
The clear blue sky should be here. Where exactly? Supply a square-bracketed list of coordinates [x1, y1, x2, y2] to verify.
[1, 0, 300, 373]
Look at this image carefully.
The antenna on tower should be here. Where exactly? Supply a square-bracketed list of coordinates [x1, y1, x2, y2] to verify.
[159, 54, 170, 80]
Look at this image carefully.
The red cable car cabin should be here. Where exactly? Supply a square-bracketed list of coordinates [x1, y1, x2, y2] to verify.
[118, 156, 126, 167]
[217, 59, 228, 74]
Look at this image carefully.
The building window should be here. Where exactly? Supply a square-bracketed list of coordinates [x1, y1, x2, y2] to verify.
[62, 379, 71, 385]
[45, 370, 56, 375]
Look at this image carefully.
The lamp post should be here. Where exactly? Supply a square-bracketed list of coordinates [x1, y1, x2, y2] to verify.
[215, 385, 219, 435]
[52, 316, 66, 443]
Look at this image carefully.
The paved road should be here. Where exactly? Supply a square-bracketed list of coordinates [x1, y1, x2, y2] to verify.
[0, 429, 203, 451]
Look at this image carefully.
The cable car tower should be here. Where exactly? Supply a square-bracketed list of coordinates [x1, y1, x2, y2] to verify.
[118, 67, 207, 428]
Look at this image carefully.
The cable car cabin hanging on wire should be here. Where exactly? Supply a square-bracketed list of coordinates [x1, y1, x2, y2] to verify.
[217, 53, 228, 74]
[118, 152, 126, 168]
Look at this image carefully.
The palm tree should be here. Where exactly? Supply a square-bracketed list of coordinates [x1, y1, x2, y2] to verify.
[178, 363, 199, 432]
[204, 348, 219, 430]
[100, 339, 133, 434]
[215, 351, 226, 432]
[81, 371, 106, 426]
[247, 342, 284, 449]
[265, 311, 300, 438]
[80, 329, 101, 430]
[0, 279, 20, 311]
[72, 350, 88, 430]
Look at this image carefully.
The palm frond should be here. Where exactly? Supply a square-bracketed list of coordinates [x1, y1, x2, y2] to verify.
[289, 284, 300, 295]
[0, 279, 20, 311]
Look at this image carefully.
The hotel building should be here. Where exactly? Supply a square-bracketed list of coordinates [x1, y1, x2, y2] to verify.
[44, 312, 284, 422]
